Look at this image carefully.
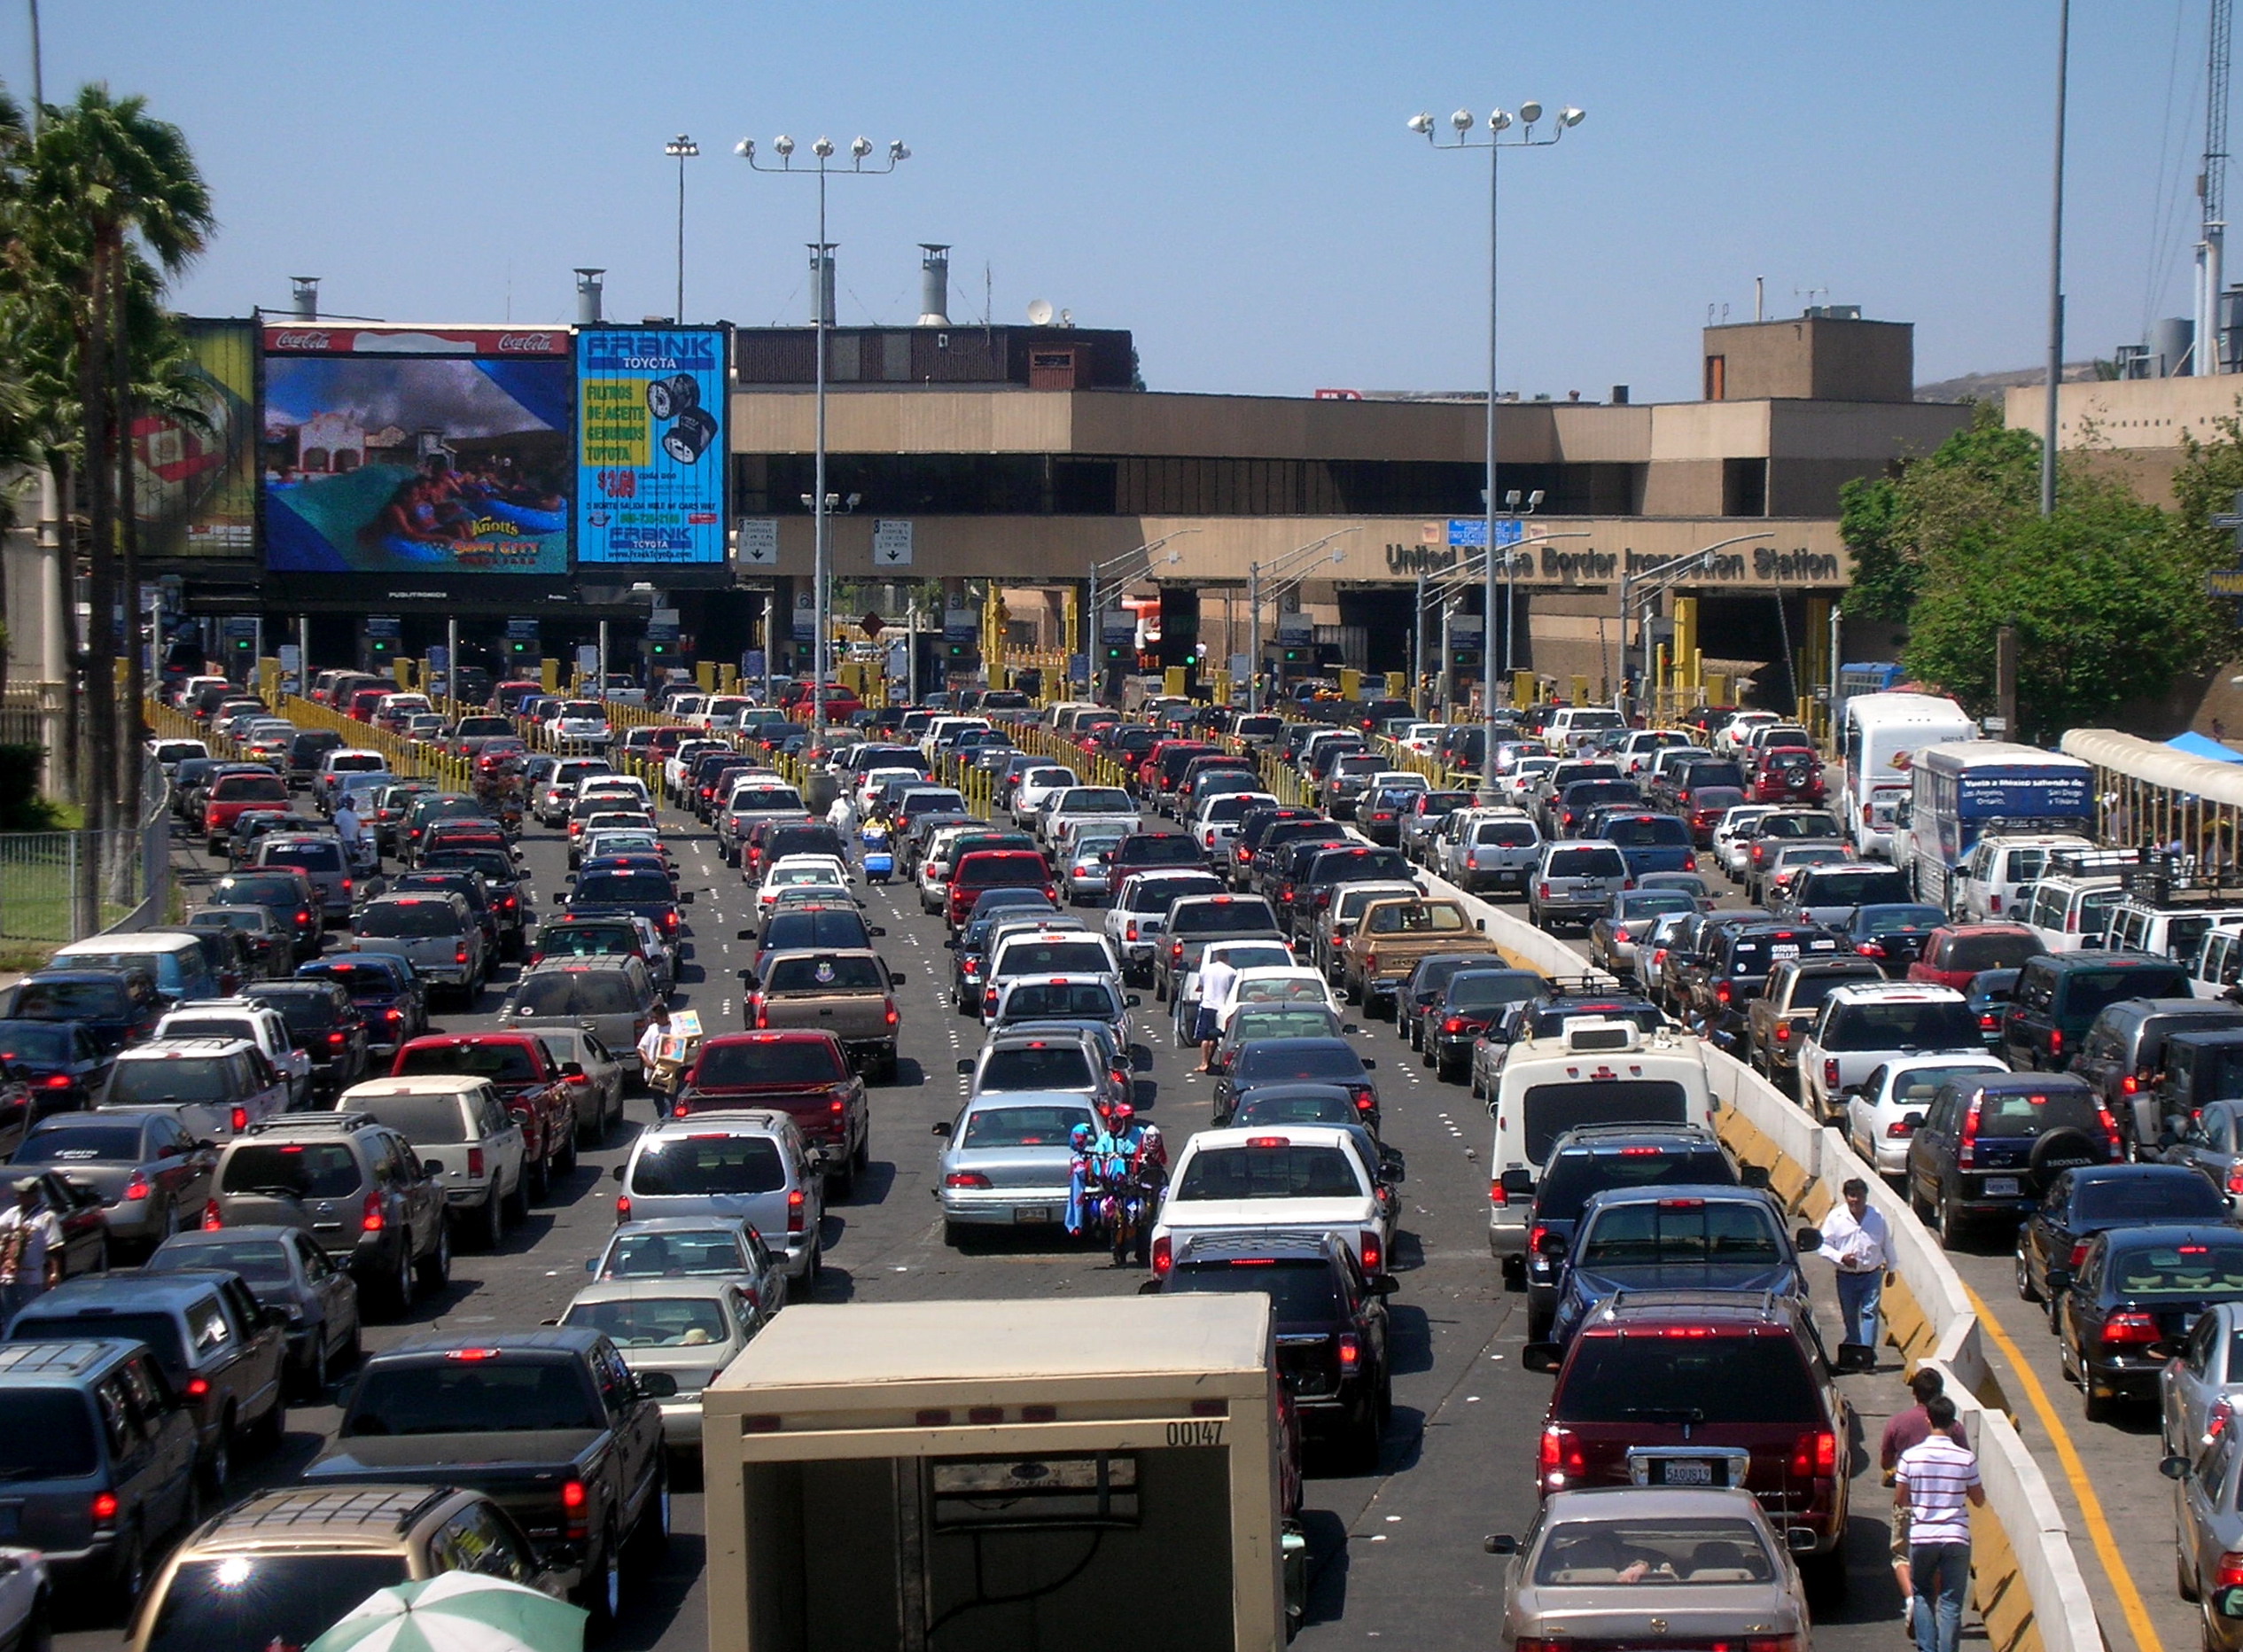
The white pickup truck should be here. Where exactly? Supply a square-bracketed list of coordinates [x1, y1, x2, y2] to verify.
[1150, 1124, 1393, 1281]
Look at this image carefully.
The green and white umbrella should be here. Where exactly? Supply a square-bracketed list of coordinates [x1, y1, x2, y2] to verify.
[308, 1571, 586, 1652]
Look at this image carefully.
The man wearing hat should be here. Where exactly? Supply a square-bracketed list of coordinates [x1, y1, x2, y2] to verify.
[0, 1178, 60, 1319]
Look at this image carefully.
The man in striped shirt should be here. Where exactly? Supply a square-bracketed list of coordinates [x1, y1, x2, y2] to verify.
[1895, 1394, 1984, 1652]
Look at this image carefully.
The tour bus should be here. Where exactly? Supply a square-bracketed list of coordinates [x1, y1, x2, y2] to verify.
[1897, 742, 2096, 910]
[1839, 691, 1976, 860]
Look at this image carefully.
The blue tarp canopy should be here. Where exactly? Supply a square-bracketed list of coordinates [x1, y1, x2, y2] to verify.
[2166, 731, 2243, 764]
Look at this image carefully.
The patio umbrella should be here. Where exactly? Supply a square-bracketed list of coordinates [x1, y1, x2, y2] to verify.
[307, 1571, 586, 1652]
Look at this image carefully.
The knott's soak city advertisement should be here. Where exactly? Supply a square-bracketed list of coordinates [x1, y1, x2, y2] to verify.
[259, 326, 572, 579]
[575, 326, 729, 566]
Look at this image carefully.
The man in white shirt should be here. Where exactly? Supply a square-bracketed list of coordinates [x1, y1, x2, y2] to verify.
[1193, 953, 1241, 1073]
[1819, 1176, 1891, 1371]
[1896, 1394, 1984, 1652]
[0, 1179, 60, 1318]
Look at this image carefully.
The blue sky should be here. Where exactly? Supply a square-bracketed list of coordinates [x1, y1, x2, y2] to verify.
[0, 1, 2223, 401]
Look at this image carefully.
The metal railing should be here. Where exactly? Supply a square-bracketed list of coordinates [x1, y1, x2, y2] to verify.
[0, 756, 169, 944]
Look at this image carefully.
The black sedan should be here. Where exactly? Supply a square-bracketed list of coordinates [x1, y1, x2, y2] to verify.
[2015, 1162, 2231, 1316]
[1211, 1037, 1379, 1130]
[1396, 953, 1508, 1051]
[0, 1017, 113, 1113]
[2058, 1225, 2243, 1419]
[184, 904, 295, 979]
[1837, 902, 1948, 978]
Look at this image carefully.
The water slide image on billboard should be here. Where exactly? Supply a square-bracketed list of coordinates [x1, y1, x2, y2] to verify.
[576, 327, 728, 565]
[260, 327, 572, 577]
[135, 318, 257, 558]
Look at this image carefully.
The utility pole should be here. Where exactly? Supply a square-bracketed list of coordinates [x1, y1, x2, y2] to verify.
[2202, 0, 2233, 374]
[2041, 0, 2071, 516]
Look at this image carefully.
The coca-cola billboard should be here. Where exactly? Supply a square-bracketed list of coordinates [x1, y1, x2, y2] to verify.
[261, 324, 572, 581]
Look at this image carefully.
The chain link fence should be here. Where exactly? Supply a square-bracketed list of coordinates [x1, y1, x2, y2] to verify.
[0, 761, 171, 944]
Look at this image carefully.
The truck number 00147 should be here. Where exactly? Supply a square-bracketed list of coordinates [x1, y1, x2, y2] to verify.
[1165, 1420, 1224, 1446]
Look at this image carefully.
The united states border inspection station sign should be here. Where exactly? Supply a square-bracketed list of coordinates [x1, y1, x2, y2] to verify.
[576, 325, 729, 565]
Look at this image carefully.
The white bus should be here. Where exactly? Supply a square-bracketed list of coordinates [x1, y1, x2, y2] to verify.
[1839, 691, 1976, 860]
[1897, 742, 2097, 910]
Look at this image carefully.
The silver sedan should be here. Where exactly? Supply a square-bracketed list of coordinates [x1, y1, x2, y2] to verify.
[2165, 1299, 2243, 1460]
[1587, 891, 1702, 980]
[2164, 1409, 2243, 1650]
[1062, 831, 1125, 905]
[931, 1090, 1098, 1244]
[560, 1276, 761, 1453]
[1484, 1485, 1809, 1652]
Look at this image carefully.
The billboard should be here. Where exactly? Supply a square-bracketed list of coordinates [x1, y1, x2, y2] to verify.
[260, 325, 572, 580]
[576, 326, 728, 566]
[134, 318, 257, 559]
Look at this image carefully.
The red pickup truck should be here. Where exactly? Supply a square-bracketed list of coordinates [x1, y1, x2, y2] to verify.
[674, 1030, 870, 1192]
[203, 768, 292, 854]
[391, 1032, 577, 1199]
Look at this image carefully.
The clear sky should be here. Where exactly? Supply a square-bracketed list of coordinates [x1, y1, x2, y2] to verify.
[0, 0, 2223, 402]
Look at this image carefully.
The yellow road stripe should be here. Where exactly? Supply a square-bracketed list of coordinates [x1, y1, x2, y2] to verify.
[1964, 1282, 2164, 1652]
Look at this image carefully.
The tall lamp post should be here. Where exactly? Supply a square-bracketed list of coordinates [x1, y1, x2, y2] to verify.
[1084, 533, 1194, 697]
[1417, 528, 1588, 738]
[1408, 99, 1584, 803]
[738, 131, 911, 745]
[1613, 533, 1774, 716]
[664, 134, 698, 322]
[1248, 527, 1359, 713]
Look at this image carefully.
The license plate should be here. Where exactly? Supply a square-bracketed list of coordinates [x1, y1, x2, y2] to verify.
[1662, 1460, 1714, 1485]
[1014, 1206, 1053, 1224]
[1983, 1177, 2020, 1196]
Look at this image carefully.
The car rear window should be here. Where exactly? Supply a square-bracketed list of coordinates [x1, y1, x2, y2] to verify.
[1166, 1257, 1344, 1321]
[19, 1123, 146, 1162]
[1472, 821, 1540, 847]
[1824, 1000, 1981, 1051]
[2075, 1174, 2228, 1223]
[261, 841, 342, 873]
[1600, 815, 1690, 847]
[355, 900, 463, 939]
[14, 1309, 185, 1374]
[1520, 1080, 1691, 1163]
[1799, 869, 1912, 906]
[0, 1388, 98, 1480]
[632, 1134, 787, 1196]
[2063, 965, 2192, 1016]
[358, 1095, 471, 1145]
[961, 1103, 1095, 1148]
[956, 853, 1048, 890]
[1577, 1198, 1781, 1266]
[2105, 1238, 2243, 1295]
[146, 1239, 292, 1283]
[978, 1045, 1096, 1092]
[107, 1057, 235, 1104]
[1002, 982, 1122, 1021]
[993, 940, 1113, 978]
[764, 955, 886, 993]
[1234, 1043, 1367, 1083]
[1444, 971, 1544, 1011]
[1534, 1149, 1737, 1222]
[10, 980, 123, 1019]
[1725, 932, 1841, 974]
[220, 1141, 362, 1199]
[1534, 1516, 1777, 1586]
[1171, 900, 1281, 936]
[345, 1355, 604, 1435]
[1174, 1145, 1365, 1201]
[1546, 847, 1626, 879]
[760, 913, 874, 952]
[1554, 1331, 1823, 1424]
[693, 1039, 845, 1087]
[573, 872, 673, 907]
[1228, 1009, 1344, 1042]
[1759, 814, 1841, 839]
[395, 1041, 538, 1085]
[211, 774, 287, 802]
[512, 970, 643, 1017]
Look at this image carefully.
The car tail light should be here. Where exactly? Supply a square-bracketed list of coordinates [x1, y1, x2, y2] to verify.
[2095, 1104, 2123, 1157]
[1980, 1012, 1999, 1032]
[1538, 882, 1553, 900]
[361, 1191, 385, 1233]
[1171, 939, 1184, 962]
[466, 1147, 485, 1180]
[1151, 1234, 1172, 1276]
[230, 1104, 248, 1134]
[181, 1375, 211, 1399]
[2216, 1552, 2243, 1592]
[455, 945, 469, 965]
[1682, 853, 1696, 871]
[786, 1188, 806, 1235]
[2049, 1028, 2064, 1057]
[884, 999, 899, 1027]
[298, 910, 311, 926]
[1775, 1023, 1792, 1044]
[1789, 1429, 1837, 1478]
[1359, 1230, 1382, 1272]
[1443, 1015, 1467, 1035]
[90, 1492, 119, 1525]
[751, 994, 767, 1030]
[1822, 1058, 1840, 1089]
[2103, 1309, 2161, 1346]
[1351, 1086, 1375, 1113]
[1125, 922, 1139, 943]
[1857, 942, 1886, 958]
[1958, 1099, 1983, 1167]
[944, 1172, 993, 1189]
[1538, 1424, 1584, 1487]
[1989, 893, 2003, 913]
[122, 1175, 149, 1202]
[201, 1203, 222, 1230]
[1336, 1333, 1362, 1370]
[615, 1195, 631, 1220]
[1715, 981, 1732, 1006]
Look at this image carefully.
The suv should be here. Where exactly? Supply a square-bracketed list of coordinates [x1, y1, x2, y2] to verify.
[1527, 841, 1629, 931]
[242, 979, 370, 1101]
[0, 1338, 199, 1608]
[2002, 952, 2197, 1073]
[1797, 983, 1982, 1123]
[1904, 1071, 2121, 1243]
[1530, 1289, 1850, 1580]
[350, 892, 487, 1008]
[613, 1110, 826, 1285]
[390, 1033, 577, 1199]
[500, 960, 658, 1085]
[1157, 893, 1288, 1003]
[131, 1485, 555, 1652]
[207, 1113, 451, 1314]
[339, 1076, 527, 1252]
[100, 1038, 290, 1143]
[2069, 997, 2243, 1151]
[247, 835, 354, 927]
[1155, 1229, 1394, 1471]
[8, 1272, 287, 1493]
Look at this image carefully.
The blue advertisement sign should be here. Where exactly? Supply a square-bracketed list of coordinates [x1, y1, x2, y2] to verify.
[575, 327, 728, 565]
[1956, 772, 2092, 819]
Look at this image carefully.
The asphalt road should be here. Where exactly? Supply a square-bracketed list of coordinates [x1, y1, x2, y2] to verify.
[62, 783, 1933, 1650]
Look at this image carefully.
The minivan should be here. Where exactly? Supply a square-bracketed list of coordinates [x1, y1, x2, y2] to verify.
[1526, 841, 1629, 931]
[613, 1110, 824, 1283]
[248, 834, 354, 926]
[500, 959, 658, 1081]
[2003, 951, 2196, 1071]
[51, 933, 219, 1008]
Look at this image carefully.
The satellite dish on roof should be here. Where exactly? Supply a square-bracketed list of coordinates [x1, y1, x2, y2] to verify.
[1060, 308, 1073, 327]
[1026, 298, 1054, 326]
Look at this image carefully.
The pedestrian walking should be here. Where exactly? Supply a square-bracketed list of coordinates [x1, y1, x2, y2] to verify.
[1895, 1394, 1983, 1652]
[1820, 1176, 1891, 1371]
[1881, 1368, 1968, 1625]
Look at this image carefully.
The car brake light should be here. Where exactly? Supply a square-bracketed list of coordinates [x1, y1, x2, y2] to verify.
[1857, 941, 1886, 958]
[1151, 1234, 1172, 1276]
[1775, 1023, 1792, 1044]
[2050, 1028, 2063, 1056]
[787, 1187, 806, 1235]
[201, 1203, 222, 1230]
[90, 1492, 118, 1524]
[122, 1175, 149, 1202]
[1715, 981, 1731, 1006]
[1958, 1100, 1982, 1168]
[1538, 1424, 1584, 1486]
[1788, 1429, 1837, 1477]
[184, 1376, 210, 1399]
[230, 1104, 247, 1134]
[2217, 1552, 2243, 1592]
[1359, 1230, 1382, 1272]
[615, 1195, 631, 1220]
[1822, 1058, 1840, 1088]
[944, 1171, 993, 1189]
[1125, 922, 1139, 943]
[297, 910, 311, 925]
[361, 1191, 385, 1233]
[2103, 1309, 2161, 1346]
[466, 1147, 485, 1179]
[1336, 1333, 1361, 1369]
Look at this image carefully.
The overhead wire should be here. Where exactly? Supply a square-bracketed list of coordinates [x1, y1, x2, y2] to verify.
[2143, 0, 2195, 346]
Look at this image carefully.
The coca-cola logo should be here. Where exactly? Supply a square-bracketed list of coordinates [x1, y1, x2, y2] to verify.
[496, 332, 557, 353]
[272, 331, 331, 351]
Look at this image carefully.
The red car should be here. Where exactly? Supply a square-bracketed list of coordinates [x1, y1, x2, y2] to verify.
[1906, 922, 2046, 992]
[1748, 749, 1827, 805]
[390, 1032, 575, 1199]
[202, 768, 292, 853]
[674, 1031, 869, 1188]
[947, 848, 1056, 929]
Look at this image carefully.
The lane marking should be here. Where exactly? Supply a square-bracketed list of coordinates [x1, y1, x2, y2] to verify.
[1965, 1281, 2164, 1652]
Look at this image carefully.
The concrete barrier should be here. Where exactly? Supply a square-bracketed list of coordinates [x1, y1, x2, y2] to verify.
[1413, 861, 2101, 1652]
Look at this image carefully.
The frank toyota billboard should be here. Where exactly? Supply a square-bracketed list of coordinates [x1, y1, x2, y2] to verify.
[575, 326, 728, 566]
[260, 325, 572, 581]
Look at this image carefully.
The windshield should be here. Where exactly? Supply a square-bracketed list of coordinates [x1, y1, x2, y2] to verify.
[1166, 1257, 1344, 1321]
[1533, 1517, 1776, 1586]
[19, 1123, 146, 1162]
[1175, 1145, 1365, 1201]
[107, 1058, 233, 1104]
[564, 1297, 731, 1348]
[354, 900, 460, 939]
[359, 1095, 471, 1145]
[345, 1356, 604, 1435]
[146, 1239, 292, 1283]
[978, 1045, 1095, 1091]
[961, 1103, 1095, 1148]
[601, 1228, 744, 1278]
[630, 1135, 786, 1196]
[693, 1040, 845, 1087]
[220, 1142, 361, 1199]
[1825, 1001, 1981, 1051]
[1577, 1198, 1781, 1266]
[0, 1024, 79, 1060]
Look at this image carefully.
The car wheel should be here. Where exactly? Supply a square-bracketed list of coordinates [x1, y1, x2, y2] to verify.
[302, 1334, 330, 1402]
[1934, 1188, 1961, 1248]
[943, 1220, 966, 1248]
[1341, 1393, 1382, 1476]
[417, 1221, 451, 1293]
[391, 1241, 417, 1316]
[2015, 1243, 2039, 1302]
[1436, 1055, 1462, 1085]
[577, 1537, 623, 1631]
[527, 1148, 550, 1202]
[502, 1171, 530, 1225]
[111, 1523, 145, 1614]
[853, 1131, 870, 1176]
[479, 1189, 504, 1251]
[2182, 1540, 2202, 1602]
[627, 1461, 672, 1569]
[557, 1126, 580, 1176]
[2083, 1366, 2111, 1423]
[203, 1414, 233, 1492]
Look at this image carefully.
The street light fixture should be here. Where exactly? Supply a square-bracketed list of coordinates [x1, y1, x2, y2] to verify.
[664, 135, 699, 323]
[1248, 529, 1359, 713]
[1085, 533, 1195, 691]
[1612, 532, 1774, 716]
[740, 127, 911, 744]
[1409, 96, 1584, 803]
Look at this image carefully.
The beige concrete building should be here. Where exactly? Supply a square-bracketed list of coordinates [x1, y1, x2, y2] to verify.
[2001, 374, 2243, 505]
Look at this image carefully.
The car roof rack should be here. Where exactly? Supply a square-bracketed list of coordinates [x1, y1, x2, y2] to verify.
[246, 1110, 375, 1135]
[1600, 1288, 1780, 1321]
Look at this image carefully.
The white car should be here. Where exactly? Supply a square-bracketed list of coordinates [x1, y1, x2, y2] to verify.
[1103, 869, 1227, 986]
[152, 999, 315, 1110]
[1797, 982, 1985, 1123]
[1499, 755, 1560, 803]
[1190, 791, 1281, 859]
[1170, 940, 1298, 1045]
[1151, 1125, 1392, 1279]
[1843, 1052, 2013, 1179]
[1712, 805, 1781, 880]
[665, 739, 733, 798]
[1715, 711, 1781, 754]
[546, 699, 613, 752]
[1399, 723, 1446, 756]
[1616, 729, 1696, 778]
[1208, 963, 1336, 1034]
[756, 855, 854, 913]
[578, 774, 650, 808]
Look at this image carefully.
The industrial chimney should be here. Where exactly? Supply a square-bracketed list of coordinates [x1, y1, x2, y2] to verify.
[807, 245, 836, 327]
[574, 268, 605, 325]
[289, 277, 319, 321]
[917, 244, 951, 327]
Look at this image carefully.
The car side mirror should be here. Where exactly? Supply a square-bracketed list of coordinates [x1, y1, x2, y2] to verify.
[1483, 1533, 1518, 1556]
[955, 1058, 975, 1075]
[1359, 1057, 1377, 1071]
[1795, 1227, 1823, 1252]
[422, 1158, 445, 1178]
[2162, 1453, 2195, 1481]
[611, 1165, 626, 1181]
[1476, 918, 1486, 931]
[1740, 1164, 1771, 1190]
[585, 1258, 598, 1273]
[1520, 1343, 1562, 1375]
[869, 926, 887, 938]
[736, 928, 757, 942]
[1365, 1274, 1400, 1297]
[635, 1371, 679, 1399]
[892, 972, 907, 987]
[1902, 1111, 1927, 1132]
[1125, 995, 1141, 1008]
[1535, 1230, 1569, 1258]
[931, 1120, 952, 1136]
[560, 1063, 587, 1079]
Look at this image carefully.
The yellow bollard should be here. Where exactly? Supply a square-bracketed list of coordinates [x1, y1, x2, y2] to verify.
[1338, 668, 1361, 703]
[697, 661, 717, 693]
[1511, 670, 1533, 710]
[540, 658, 559, 693]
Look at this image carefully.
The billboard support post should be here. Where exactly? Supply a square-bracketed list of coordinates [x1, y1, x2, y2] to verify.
[446, 618, 459, 707]
[598, 620, 610, 697]
[297, 616, 310, 694]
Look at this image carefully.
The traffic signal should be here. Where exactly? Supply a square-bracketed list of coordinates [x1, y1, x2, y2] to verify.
[506, 636, 535, 664]
[1451, 647, 1482, 669]
[944, 639, 980, 670]
[367, 635, 395, 664]
[648, 637, 674, 663]
[229, 632, 255, 666]
[1281, 643, 1307, 665]
[1101, 641, 1131, 666]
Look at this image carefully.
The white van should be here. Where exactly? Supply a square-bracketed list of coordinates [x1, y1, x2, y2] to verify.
[1484, 1018, 1717, 1272]
[1838, 691, 1975, 860]
[1952, 832, 2097, 923]
[2020, 853, 2142, 954]
[1544, 706, 1630, 752]
[52, 931, 220, 1006]
[2102, 900, 2243, 972]
[2189, 923, 2243, 1000]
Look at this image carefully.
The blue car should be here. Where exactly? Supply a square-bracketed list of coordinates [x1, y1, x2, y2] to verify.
[1586, 808, 1700, 877]
[1535, 1183, 1821, 1353]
